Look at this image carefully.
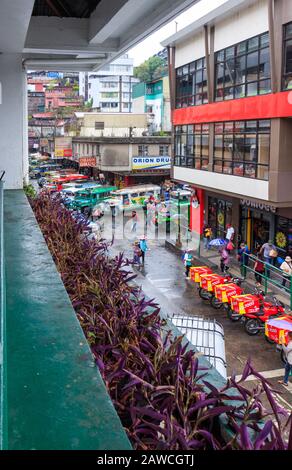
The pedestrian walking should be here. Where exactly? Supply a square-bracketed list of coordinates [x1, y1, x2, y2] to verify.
[133, 241, 142, 266]
[131, 210, 138, 232]
[225, 224, 235, 243]
[254, 252, 265, 284]
[203, 224, 212, 250]
[278, 331, 292, 386]
[139, 236, 148, 265]
[238, 242, 250, 276]
[259, 239, 277, 277]
[280, 256, 292, 287]
[183, 249, 193, 279]
[219, 246, 230, 273]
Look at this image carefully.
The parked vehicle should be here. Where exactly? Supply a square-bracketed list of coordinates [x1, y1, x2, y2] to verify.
[69, 186, 117, 212]
[242, 296, 285, 336]
[108, 184, 161, 215]
[228, 286, 285, 328]
[198, 272, 243, 303]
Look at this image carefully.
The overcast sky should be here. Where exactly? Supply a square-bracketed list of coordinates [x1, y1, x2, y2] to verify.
[129, 0, 228, 66]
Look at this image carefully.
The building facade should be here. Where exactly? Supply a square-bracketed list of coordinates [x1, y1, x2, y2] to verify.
[163, 0, 292, 256]
[132, 76, 172, 133]
[66, 112, 171, 185]
[79, 55, 139, 113]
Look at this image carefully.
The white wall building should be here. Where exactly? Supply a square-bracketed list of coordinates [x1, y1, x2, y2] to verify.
[79, 55, 139, 113]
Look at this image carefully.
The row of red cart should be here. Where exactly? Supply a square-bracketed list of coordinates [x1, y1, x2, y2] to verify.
[190, 266, 292, 348]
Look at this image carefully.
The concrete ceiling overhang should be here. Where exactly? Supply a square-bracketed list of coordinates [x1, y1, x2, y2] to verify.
[3, 0, 200, 71]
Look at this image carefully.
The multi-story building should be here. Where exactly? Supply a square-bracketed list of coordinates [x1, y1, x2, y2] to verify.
[132, 76, 171, 134]
[45, 86, 83, 110]
[67, 112, 171, 185]
[79, 55, 139, 112]
[162, 0, 292, 256]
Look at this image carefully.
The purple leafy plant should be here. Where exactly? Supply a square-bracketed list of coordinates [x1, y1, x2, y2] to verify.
[30, 192, 292, 450]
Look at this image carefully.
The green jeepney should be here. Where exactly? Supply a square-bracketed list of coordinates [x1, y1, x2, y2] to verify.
[69, 186, 117, 211]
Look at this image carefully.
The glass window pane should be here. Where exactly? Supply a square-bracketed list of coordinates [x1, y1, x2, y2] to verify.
[259, 79, 271, 94]
[285, 23, 292, 39]
[201, 135, 209, 160]
[182, 65, 189, 74]
[190, 61, 196, 73]
[177, 67, 183, 77]
[246, 52, 258, 82]
[216, 50, 225, 62]
[214, 160, 223, 173]
[194, 135, 201, 157]
[196, 58, 203, 69]
[224, 122, 234, 133]
[234, 121, 245, 132]
[258, 120, 270, 131]
[234, 134, 245, 160]
[247, 82, 258, 96]
[244, 163, 256, 178]
[248, 36, 259, 51]
[258, 133, 270, 165]
[224, 86, 234, 100]
[260, 32, 269, 48]
[226, 46, 235, 58]
[214, 136, 223, 158]
[284, 39, 292, 75]
[246, 120, 257, 132]
[202, 123, 209, 133]
[235, 55, 246, 84]
[195, 159, 201, 169]
[244, 134, 257, 161]
[259, 47, 270, 79]
[194, 124, 202, 134]
[284, 76, 292, 90]
[234, 84, 245, 98]
[224, 60, 235, 86]
[237, 41, 246, 55]
[215, 123, 224, 134]
[223, 161, 233, 174]
[233, 161, 244, 176]
[201, 158, 209, 170]
[223, 135, 233, 160]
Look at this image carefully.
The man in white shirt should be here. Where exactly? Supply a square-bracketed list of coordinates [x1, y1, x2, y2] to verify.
[226, 224, 234, 242]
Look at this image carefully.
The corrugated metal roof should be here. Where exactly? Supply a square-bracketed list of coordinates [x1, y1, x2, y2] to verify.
[32, 0, 101, 18]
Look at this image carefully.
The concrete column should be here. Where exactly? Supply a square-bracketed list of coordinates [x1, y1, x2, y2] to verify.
[0, 54, 28, 189]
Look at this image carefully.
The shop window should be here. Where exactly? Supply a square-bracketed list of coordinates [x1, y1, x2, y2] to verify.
[213, 120, 270, 180]
[215, 32, 271, 100]
[275, 216, 292, 256]
[283, 22, 292, 90]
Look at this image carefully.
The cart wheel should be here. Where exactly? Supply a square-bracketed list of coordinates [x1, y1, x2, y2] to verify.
[227, 308, 241, 322]
[211, 296, 223, 309]
[199, 288, 211, 301]
[244, 318, 260, 336]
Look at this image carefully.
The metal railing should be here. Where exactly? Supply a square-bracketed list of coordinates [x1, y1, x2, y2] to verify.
[0, 171, 6, 449]
[241, 252, 292, 309]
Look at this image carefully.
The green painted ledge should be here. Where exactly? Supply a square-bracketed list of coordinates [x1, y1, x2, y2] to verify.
[4, 190, 131, 450]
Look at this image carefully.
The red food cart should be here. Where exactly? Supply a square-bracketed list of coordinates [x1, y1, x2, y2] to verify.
[200, 274, 225, 292]
[190, 266, 213, 283]
[230, 294, 261, 315]
[214, 283, 243, 304]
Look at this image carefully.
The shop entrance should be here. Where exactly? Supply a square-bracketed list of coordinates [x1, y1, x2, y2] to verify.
[240, 208, 271, 251]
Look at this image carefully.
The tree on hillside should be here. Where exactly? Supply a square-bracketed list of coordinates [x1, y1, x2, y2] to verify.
[134, 55, 168, 82]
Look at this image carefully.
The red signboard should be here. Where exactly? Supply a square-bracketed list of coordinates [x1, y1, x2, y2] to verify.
[79, 157, 97, 167]
[172, 91, 292, 125]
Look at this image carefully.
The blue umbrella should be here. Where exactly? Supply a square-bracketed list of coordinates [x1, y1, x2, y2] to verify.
[209, 238, 226, 247]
